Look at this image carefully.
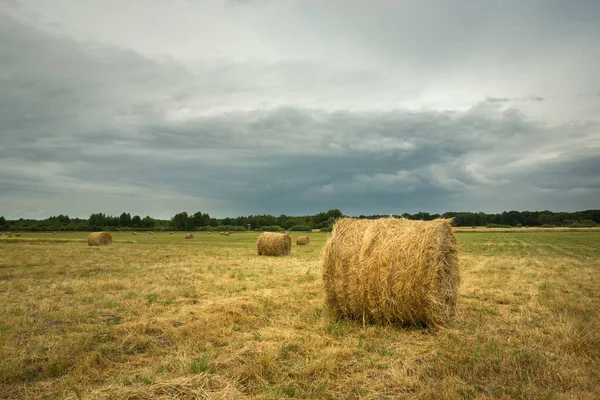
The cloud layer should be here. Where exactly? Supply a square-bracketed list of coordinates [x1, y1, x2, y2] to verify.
[1, 1, 599, 219]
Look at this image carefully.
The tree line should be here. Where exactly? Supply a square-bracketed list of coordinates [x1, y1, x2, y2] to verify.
[0, 209, 598, 232]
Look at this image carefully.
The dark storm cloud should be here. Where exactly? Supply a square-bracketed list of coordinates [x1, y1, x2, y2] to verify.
[1, 4, 599, 219]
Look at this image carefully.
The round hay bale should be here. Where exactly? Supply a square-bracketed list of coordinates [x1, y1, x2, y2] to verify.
[132, 232, 137, 235]
[219, 231, 225, 235]
[185, 233, 193, 239]
[257, 232, 291, 256]
[6, 234, 12, 238]
[322, 218, 459, 328]
[170, 232, 174, 235]
[87, 232, 113, 246]
[224, 232, 230, 236]
[15, 233, 21, 237]
[296, 236, 310, 246]
[149, 231, 154, 234]
[53, 231, 58, 234]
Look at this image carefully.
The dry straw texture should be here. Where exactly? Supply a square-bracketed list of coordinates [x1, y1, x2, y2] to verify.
[185, 234, 193, 239]
[257, 232, 292, 256]
[296, 236, 310, 245]
[87, 232, 113, 246]
[322, 217, 459, 327]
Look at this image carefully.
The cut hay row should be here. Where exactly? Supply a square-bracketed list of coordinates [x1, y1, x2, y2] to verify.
[322, 217, 459, 328]
[87, 232, 113, 246]
[257, 232, 291, 256]
[296, 236, 310, 245]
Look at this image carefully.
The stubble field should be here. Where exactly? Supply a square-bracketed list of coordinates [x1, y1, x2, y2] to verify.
[0, 230, 599, 399]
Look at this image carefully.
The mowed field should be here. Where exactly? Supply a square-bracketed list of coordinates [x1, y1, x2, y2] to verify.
[0, 230, 599, 399]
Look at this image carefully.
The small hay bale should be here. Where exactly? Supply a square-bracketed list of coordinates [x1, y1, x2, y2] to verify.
[53, 231, 58, 234]
[133, 232, 137, 235]
[257, 232, 291, 256]
[219, 231, 225, 235]
[15, 233, 21, 237]
[170, 232, 174, 235]
[149, 232, 154, 235]
[296, 236, 310, 245]
[87, 232, 113, 246]
[185, 233, 193, 239]
[224, 232, 230, 236]
[322, 217, 459, 328]
[6, 234, 12, 238]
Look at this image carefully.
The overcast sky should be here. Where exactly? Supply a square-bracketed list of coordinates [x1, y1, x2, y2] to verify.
[1, 0, 599, 219]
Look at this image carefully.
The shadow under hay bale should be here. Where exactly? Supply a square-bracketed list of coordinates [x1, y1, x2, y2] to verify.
[87, 232, 113, 246]
[322, 217, 459, 328]
[296, 236, 310, 245]
[185, 233, 193, 239]
[257, 232, 291, 256]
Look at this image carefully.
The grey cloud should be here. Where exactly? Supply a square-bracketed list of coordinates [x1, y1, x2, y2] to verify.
[1, 3, 599, 218]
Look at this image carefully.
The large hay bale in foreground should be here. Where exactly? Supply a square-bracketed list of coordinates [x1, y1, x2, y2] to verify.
[87, 232, 113, 246]
[257, 232, 291, 256]
[185, 233, 193, 239]
[322, 218, 459, 327]
[296, 236, 310, 245]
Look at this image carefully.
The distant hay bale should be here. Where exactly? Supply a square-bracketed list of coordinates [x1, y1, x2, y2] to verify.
[149, 232, 154, 235]
[6, 234, 12, 238]
[15, 233, 21, 237]
[87, 232, 113, 246]
[257, 232, 291, 256]
[53, 231, 58, 234]
[296, 236, 310, 245]
[170, 232, 174, 235]
[133, 232, 137, 235]
[224, 232, 230, 236]
[322, 218, 459, 328]
[185, 233, 193, 239]
[219, 232, 225, 235]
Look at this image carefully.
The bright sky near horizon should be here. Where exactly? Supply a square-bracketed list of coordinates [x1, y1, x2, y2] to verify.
[1, 0, 599, 219]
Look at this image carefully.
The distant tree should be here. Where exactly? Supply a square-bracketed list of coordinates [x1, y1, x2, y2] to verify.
[131, 215, 141, 228]
[0, 216, 6, 227]
[120, 212, 132, 227]
[141, 216, 155, 228]
[171, 212, 188, 230]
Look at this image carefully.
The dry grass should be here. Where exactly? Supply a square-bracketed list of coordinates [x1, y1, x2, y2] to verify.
[0, 231, 598, 399]
[322, 218, 459, 327]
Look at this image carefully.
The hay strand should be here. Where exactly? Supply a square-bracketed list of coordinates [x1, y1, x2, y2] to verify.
[322, 217, 459, 327]
[296, 236, 310, 245]
[87, 232, 113, 246]
[257, 232, 291, 256]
